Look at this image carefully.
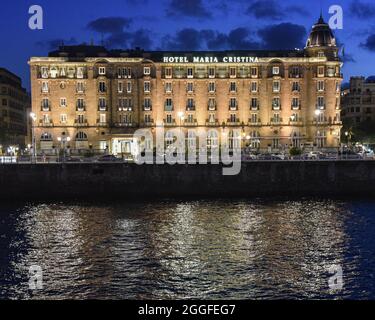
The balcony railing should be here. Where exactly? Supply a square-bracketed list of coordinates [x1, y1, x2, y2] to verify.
[74, 120, 88, 127]
[163, 119, 176, 126]
[206, 120, 219, 126]
[248, 119, 262, 126]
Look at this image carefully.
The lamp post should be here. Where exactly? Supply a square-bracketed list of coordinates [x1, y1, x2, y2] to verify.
[57, 136, 71, 163]
[30, 112, 37, 163]
[177, 111, 184, 128]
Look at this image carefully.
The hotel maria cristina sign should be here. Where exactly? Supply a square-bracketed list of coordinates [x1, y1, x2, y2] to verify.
[163, 56, 260, 64]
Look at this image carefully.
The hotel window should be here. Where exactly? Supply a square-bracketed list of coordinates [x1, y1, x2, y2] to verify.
[165, 98, 173, 111]
[77, 67, 84, 79]
[251, 67, 258, 78]
[229, 98, 237, 111]
[318, 51, 325, 57]
[144, 81, 151, 93]
[99, 114, 106, 124]
[250, 113, 258, 124]
[165, 82, 172, 93]
[98, 67, 106, 75]
[273, 81, 280, 93]
[60, 114, 67, 124]
[41, 67, 49, 79]
[165, 67, 172, 78]
[60, 98, 67, 108]
[187, 114, 194, 124]
[230, 67, 236, 78]
[41, 98, 50, 111]
[144, 114, 152, 124]
[251, 98, 259, 111]
[127, 81, 132, 93]
[317, 80, 325, 92]
[187, 82, 194, 93]
[292, 98, 300, 110]
[166, 114, 173, 124]
[318, 66, 325, 77]
[60, 68, 66, 77]
[291, 66, 301, 77]
[76, 98, 85, 111]
[230, 82, 237, 93]
[77, 115, 85, 124]
[208, 67, 215, 78]
[144, 98, 152, 111]
[144, 67, 151, 75]
[316, 130, 327, 148]
[208, 98, 216, 111]
[208, 82, 216, 93]
[317, 96, 325, 109]
[50, 67, 58, 78]
[272, 97, 281, 110]
[41, 81, 49, 93]
[272, 139, 280, 149]
[187, 98, 195, 111]
[118, 82, 123, 93]
[187, 67, 194, 78]
[208, 113, 216, 124]
[99, 81, 106, 93]
[290, 113, 299, 123]
[272, 113, 280, 123]
[77, 82, 85, 93]
[251, 82, 258, 93]
[272, 66, 280, 75]
[229, 114, 237, 123]
[99, 98, 107, 111]
[76, 132, 88, 141]
[292, 81, 300, 92]
[43, 114, 50, 124]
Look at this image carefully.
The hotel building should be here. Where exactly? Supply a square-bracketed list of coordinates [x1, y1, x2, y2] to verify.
[29, 15, 342, 156]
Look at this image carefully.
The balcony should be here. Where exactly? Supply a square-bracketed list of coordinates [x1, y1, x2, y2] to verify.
[206, 120, 219, 126]
[229, 104, 238, 111]
[118, 106, 133, 112]
[270, 118, 283, 125]
[74, 120, 88, 127]
[184, 119, 198, 127]
[186, 106, 196, 111]
[142, 119, 155, 127]
[226, 119, 241, 126]
[163, 119, 176, 127]
[41, 105, 51, 112]
[248, 119, 262, 126]
[76, 106, 86, 112]
[39, 119, 53, 127]
[291, 104, 301, 110]
[114, 122, 136, 128]
[96, 120, 108, 127]
[98, 105, 108, 112]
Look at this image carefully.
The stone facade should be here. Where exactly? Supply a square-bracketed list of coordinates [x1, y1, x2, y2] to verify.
[29, 16, 343, 156]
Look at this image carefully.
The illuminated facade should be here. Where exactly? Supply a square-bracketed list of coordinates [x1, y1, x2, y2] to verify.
[29, 16, 342, 155]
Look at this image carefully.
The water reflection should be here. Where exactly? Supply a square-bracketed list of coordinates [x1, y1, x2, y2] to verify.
[0, 199, 374, 299]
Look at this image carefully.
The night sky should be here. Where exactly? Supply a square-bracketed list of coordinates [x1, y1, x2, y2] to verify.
[1, 0, 375, 90]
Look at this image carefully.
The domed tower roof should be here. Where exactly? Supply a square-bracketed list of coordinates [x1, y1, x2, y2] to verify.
[306, 14, 336, 48]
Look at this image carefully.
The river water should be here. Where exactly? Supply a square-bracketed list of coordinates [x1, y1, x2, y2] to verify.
[0, 199, 374, 299]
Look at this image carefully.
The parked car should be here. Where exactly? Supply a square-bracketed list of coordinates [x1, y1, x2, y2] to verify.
[339, 150, 363, 160]
[271, 153, 286, 160]
[96, 155, 123, 162]
[306, 151, 324, 160]
[65, 156, 82, 163]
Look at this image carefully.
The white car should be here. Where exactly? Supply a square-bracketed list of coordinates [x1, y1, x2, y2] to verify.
[306, 151, 323, 160]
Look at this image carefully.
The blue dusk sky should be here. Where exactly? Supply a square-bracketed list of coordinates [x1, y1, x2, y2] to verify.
[1, 0, 375, 90]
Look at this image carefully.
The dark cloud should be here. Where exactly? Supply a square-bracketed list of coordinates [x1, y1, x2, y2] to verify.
[350, 1, 375, 19]
[166, 0, 211, 19]
[36, 37, 77, 50]
[162, 28, 204, 50]
[360, 34, 375, 51]
[227, 28, 260, 50]
[246, 0, 283, 20]
[246, 0, 309, 20]
[258, 23, 306, 50]
[87, 17, 132, 34]
[105, 29, 153, 49]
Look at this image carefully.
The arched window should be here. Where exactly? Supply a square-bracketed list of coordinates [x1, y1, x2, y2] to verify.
[76, 132, 88, 141]
[187, 130, 197, 149]
[291, 132, 302, 148]
[41, 132, 52, 141]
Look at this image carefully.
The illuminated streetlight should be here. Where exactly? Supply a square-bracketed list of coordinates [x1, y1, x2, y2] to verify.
[58, 136, 71, 162]
[30, 112, 37, 163]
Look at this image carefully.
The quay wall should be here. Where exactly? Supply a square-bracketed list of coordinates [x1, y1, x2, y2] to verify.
[0, 161, 374, 200]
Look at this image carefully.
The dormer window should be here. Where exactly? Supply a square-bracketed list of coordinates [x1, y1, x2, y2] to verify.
[272, 66, 280, 75]
[318, 51, 325, 57]
[144, 67, 151, 75]
[98, 67, 106, 75]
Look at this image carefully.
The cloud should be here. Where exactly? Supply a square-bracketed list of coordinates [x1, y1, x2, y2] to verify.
[246, 0, 309, 20]
[258, 23, 307, 50]
[360, 34, 375, 51]
[166, 0, 211, 19]
[105, 29, 153, 49]
[162, 28, 204, 50]
[36, 37, 77, 50]
[341, 54, 356, 63]
[350, 1, 375, 19]
[87, 17, 132, 34]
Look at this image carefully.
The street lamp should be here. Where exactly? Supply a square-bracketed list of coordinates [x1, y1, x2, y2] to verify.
[57, 136, 71, 162]
[30, 112, 37, 163]
[177, 111, 184, 127]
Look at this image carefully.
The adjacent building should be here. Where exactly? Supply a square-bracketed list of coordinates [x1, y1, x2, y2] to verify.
[0, 68, 30, 151]
[341, 76, 375, 125]
[29, 15, 343, 156]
